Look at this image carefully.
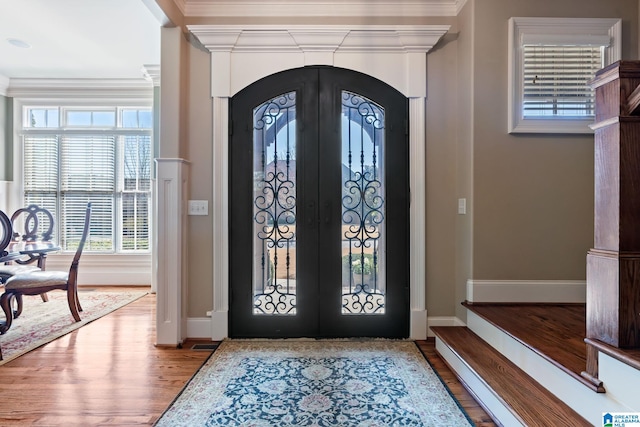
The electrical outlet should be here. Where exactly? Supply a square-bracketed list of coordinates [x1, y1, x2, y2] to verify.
[188, 200, 209, 216]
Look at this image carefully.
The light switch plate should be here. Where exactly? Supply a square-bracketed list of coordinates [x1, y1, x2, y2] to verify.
[458, 198, 467, 215]
[188, 200, 209, 216]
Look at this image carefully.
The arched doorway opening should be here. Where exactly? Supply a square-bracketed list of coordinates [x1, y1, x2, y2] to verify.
[229, 66, 409, 338]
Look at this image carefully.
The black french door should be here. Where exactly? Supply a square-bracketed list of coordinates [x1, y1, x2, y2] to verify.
[229, 66, 409, 338]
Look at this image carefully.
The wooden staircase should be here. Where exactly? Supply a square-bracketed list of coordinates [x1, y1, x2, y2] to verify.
[431, 302, 640, 426]
[431, 325, 590, 426]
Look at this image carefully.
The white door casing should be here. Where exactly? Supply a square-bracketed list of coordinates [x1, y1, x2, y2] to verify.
[188, 25, 450, 339]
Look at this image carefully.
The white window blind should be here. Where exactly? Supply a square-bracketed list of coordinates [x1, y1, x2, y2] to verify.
[508, 17, 621, 134]
[62, 135, 115, 251]
[21, 106, 152, 253]
[23, 135, 59, 243]
[522, 45, 604, 118]
[121, 135, 151, 251]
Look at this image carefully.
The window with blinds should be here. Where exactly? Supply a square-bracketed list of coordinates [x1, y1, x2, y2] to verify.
[22, 106, 152, 253]
[523, 45, 604, 118]
[508, 17, 621, 134]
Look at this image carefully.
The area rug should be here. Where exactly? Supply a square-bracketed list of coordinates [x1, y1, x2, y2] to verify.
[155, 340, 474, 427]
[0, 289, 147, 365]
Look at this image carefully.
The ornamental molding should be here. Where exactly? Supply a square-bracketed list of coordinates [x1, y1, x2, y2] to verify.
[7, 78, 154, 100]
[189, 25, 451, 54]
[142, 64, 161, 86]
[177, 0, 467, 17]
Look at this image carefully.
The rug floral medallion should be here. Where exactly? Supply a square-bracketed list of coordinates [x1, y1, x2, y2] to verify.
[155, 340, 473, 427]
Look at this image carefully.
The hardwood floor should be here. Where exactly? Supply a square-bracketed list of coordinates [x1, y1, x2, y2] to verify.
[0, 288, 210, 426]
[0, 288, 493, 426]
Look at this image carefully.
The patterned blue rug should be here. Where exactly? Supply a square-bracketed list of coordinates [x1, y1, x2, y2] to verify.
[155, 340, 473, 427]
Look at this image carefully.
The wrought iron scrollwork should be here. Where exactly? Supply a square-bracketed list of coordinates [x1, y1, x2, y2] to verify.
[341, 91, 386, 315]
[253, 92, 297, 315]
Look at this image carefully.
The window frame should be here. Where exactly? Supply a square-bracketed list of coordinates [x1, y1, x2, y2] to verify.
[14, 98, 153, 255]
[508, 17, 622, 134]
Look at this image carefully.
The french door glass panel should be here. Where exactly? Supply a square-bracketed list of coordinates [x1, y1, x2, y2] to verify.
[252, 92, 297, 315]
[341, 91, 386, 315]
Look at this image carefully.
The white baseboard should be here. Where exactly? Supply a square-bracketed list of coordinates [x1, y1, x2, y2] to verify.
[466, 280, 586, 303]
[427, 316, 466, 337]
[411, 309, 428, 340]
[187, 311, 228, 341]
[186, 313, 448, 340]
[187, 317, 213, 339]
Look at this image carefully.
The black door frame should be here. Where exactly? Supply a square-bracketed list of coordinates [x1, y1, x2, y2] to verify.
[229, 66, 409, 338]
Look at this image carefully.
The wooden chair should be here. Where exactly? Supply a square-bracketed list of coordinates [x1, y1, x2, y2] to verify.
[0, 205, 56, 314]
[0, 205, 55, 280]
[10, 204, 54, 243]
[0, 210, 11, 256]
[9, 204, 55, 271]
[0, 203, 92, 334]
[0, 210, 40, 320]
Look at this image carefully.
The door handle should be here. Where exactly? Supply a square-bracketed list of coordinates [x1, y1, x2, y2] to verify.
[306, 201, 316, 228]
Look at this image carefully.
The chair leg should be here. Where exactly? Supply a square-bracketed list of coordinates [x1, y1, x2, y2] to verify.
[76, 288, 83, 313]
[13, 294, 24, 318]
[40, 292, 49, 303]
[66, 288, 81, 322]
[0, 292, 16, 334]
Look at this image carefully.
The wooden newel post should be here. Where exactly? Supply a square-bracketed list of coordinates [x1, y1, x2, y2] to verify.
[587, 60, 640, 350]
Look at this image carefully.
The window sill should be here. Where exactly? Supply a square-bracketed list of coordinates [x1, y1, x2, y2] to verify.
[508, 118, 595, 134]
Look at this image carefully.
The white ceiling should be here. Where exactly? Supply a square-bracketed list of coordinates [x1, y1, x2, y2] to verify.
[0, 0, 161, 80]
[0, 0, 465, 84]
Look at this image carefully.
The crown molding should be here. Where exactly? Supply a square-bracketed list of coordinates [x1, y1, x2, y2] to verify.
[180, 0, 467, 17]
[142, 64, 161, 86]
[7, 78, 153, 100]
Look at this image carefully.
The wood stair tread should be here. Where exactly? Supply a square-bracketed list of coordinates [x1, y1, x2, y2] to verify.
[461, 302, 603, 392]
[431, 326, 591, 427]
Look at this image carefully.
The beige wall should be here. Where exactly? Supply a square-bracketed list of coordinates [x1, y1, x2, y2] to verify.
[450, 0, 638, 320]
[177, 0, 639, 322]
[453, 1, 474, 320]
[186, 40, 214, 317]
[470, 0, 638, 282]
[425, 25, 462, 318]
